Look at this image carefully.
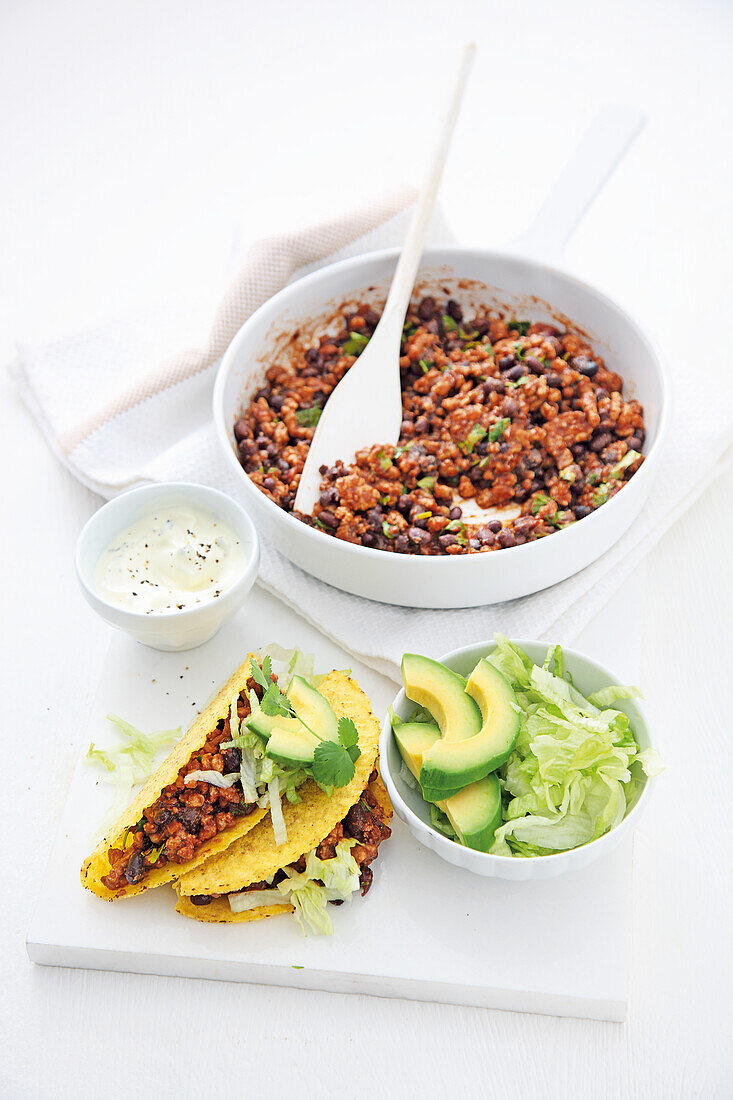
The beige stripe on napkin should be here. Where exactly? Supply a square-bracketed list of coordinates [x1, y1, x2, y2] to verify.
[58, 185, 417, 454]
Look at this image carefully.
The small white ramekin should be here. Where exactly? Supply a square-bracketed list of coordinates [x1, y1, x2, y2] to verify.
[379, 639, 656, 881]
[75, 482, 260, 651]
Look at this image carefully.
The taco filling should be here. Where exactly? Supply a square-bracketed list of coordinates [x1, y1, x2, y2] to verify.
[100, 666, 312, 892]
[187, 771, 391, 934]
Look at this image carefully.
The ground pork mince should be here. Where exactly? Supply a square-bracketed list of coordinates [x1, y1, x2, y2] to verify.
[234, 296, 646, 554]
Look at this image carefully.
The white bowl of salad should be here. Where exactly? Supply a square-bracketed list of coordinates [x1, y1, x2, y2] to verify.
[379, 635, 662, 881]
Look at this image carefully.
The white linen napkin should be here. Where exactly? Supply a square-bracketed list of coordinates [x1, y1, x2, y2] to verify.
[10, 189, 733, 682]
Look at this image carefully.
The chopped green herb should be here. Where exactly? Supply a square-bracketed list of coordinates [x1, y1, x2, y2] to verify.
[593, 483, 612, 507]
[418, 358, 433, 374]
[458, 423, 487, 454]
[342, 332, 369, 356]
[488, 417, 511, 443]
[295, 406, 322, 428]
[531, 493, 549, 515]
[379, 494, 391, 506]
[458, 327, 479, 340]
[442, 314, 458, 332]
[377, 448, 393, 471]
[394, 442, 412, 458]
[559, 466, 577, 483]
[587, 470, 601, 485]
[382, 520, 398, 539]
[414, 510, 432, 520]
[402, 322, 417, 338]
[416, 476, 435, 491]
[509, 320, 531, 337]
[514, 344, 526, 360]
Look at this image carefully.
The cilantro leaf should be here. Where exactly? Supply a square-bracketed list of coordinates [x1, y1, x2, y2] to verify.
[337, 717, 361, 763]
[311, 740, 356, 788]
[295, 406, 322, 427]
[249, 657, 270, 692]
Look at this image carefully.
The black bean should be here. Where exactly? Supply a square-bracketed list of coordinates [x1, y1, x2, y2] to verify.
[222, 748, 241, 773]
[190, 895, 214, 906]
[572, 356, 599, 377]
[507, 364, 526, 382]
[475, 438, 488, 456]
[269, 393, 284, 411]
[277, 457, 290, 473]
[438, 534, 458, 549]
[574, 505, 592, 519]
[362, 532, 376, 547]
[502, 398, 519, 417]
[591, 432, 613, 453]
[263, 477, 276, 491]
[154, 808, 171, 827]
[396, 495, 413, 515]
[487, 519, 503, 533]
[627, 435, 642, 451]
[366, 508, 383, 529]
[447, 298, 463, 322]
[476, 526, 497, 545]
[177, 807, 201, 834]
[305, 347, 319, 364]
[514, 516, 537, 535]
[363, 307, 380, 327]
[319, 487, 338, 506]
[546, 371, 563, 388]
[474, 319, 490, 337]
[255, 433, 269, 448]
[525, 356, 544, 374]
[400, 420, 413, 436]
[498, 355, 515, 370]
[418, 296, 436, 320]
[514, 487, 529, 502]
[395, 534, 409, 552]
[125, 852, 147, 885]
[497, 528, 516, 548]
[255, 388, 268, 401]
[408, 526, 431, 543]
[414, 417, 429, 434]
[237, 439, 255, 458]
[482, 378, 505, 397]
[317, 510, 337, 527]
[233, 418, 249, 442]
[449, 506, 462, 520]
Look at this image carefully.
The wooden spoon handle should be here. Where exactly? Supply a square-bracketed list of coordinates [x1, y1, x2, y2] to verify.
[383, 42, 476, 324]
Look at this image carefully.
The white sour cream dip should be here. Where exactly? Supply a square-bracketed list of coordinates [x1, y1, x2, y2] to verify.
[94, 506, 248, 614]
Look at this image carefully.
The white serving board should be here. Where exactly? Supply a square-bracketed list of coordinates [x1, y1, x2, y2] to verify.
[27, 570, 645, 1021]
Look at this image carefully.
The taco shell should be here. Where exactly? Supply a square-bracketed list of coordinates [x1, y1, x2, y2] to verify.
[81, 653, 269, 901]
[175, 772, 391, 924]
[176, 671, 382, 898]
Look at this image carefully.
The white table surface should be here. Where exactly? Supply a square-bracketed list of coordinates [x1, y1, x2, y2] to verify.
[2, 1, 732, 1096]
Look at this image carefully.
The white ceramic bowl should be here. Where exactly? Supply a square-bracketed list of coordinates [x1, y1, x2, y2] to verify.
[213, 246, 669, 608]
[378, 639, 656, 881]
[75, 483, 260, 651]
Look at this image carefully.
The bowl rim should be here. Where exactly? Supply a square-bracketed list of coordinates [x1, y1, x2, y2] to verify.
[213, 243, 670, 571]
[378, 637, 656, 865]
[75, 481, 260, 623]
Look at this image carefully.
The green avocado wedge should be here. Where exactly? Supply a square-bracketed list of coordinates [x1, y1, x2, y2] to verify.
[247, 676, 339, 767]
[392, 714, 502, 852]
[438, 774, 503, 853]
[401, 654, 482, 742]
[418, 658, 520, 802]
[391, 714, 464, 801]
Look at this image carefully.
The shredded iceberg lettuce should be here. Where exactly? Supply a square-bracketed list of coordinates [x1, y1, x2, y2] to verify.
[485, 635, 662, 857]
[85, 715, 181, 838]
[274, 839, 360, 935]
[184, 770, 240, 788]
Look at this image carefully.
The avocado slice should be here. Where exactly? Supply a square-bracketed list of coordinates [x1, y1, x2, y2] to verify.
[418, 658, 519, 801]
[392, 714, 502, 852]
[392, 714, 464, 800]
[439, 774, 502, 853]
[401, 654, 482, 743]
[247, 676, 339, 768]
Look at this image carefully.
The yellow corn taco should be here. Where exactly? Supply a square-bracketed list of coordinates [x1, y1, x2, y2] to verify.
[81, 654, 270, 901]
[174, 675, 392, 933]
[175, 773, 392, 930]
